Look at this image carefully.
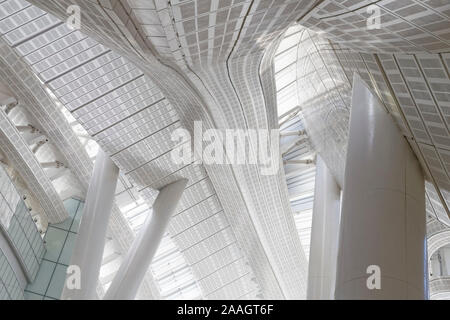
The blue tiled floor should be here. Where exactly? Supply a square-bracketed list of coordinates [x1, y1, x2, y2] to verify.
[24, 198, 83, 300]
[46, 264, 68, 299]
[59, 232, 76, 266]
[43, 227, 67, 262]
[25, 260, 56, 296]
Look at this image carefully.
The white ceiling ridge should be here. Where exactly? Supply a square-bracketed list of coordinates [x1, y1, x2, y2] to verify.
[0, 26, 160, 298]
[0, 109, 68, 223]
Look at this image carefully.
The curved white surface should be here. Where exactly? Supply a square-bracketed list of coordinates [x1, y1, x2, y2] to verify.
[335, 75, 426, 299]
[62, 149, 119, 300]
[104, 179, 188, 300]
[0, 110, 68, 223]
[307, 155, 340, 300]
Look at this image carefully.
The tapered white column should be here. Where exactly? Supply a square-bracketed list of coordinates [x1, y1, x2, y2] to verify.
[104, 179, 188, 300]
[335, 75, 426, 299]
[307, 155, 340, 299]
[62, 149, 119, 300]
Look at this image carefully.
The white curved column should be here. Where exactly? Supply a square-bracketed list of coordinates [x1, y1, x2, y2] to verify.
[307, 155, 341, 299]
[62, 149, 119, 300]
[104, 179, 188, 300]
[335, 75, 426, 299]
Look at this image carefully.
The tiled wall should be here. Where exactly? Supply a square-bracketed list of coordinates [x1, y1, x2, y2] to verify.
[0, 165, 45, 280]
[24, 198, 83, 300]
[0, 164, 45, 300]
[0, 249, 24, 300]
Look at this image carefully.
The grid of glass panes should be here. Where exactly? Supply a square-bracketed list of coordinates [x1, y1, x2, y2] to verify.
[275, 26, 315, 260]
[24, 198, 83, 300]
[0, 165, 45, 281]
[0, 249, 24, 300]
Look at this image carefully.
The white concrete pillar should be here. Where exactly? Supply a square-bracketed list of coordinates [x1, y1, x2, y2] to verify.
[335, 75, 426, 299]
[49, 168, 69, 181]
[27, 134, 46, 146]
[4, 103, 17, 115]
[16, 124, 38, 133]
[32, 139, 48, 154]
[40, 161, 65, 169]
[0, 84, 16, 107]
[104, 179, 188, 300]
[307, 155, 340, 299]
[62, 149, 119, 300]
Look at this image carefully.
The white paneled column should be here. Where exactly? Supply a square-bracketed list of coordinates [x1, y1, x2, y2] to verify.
[335, 75, 426, 299]
[104, 179, 188, 300]
[62, 149, 119, 300]
[307, 155, 340, 300]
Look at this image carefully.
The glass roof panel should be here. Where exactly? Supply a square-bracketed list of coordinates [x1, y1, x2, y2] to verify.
[275, 25, 315, 260]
